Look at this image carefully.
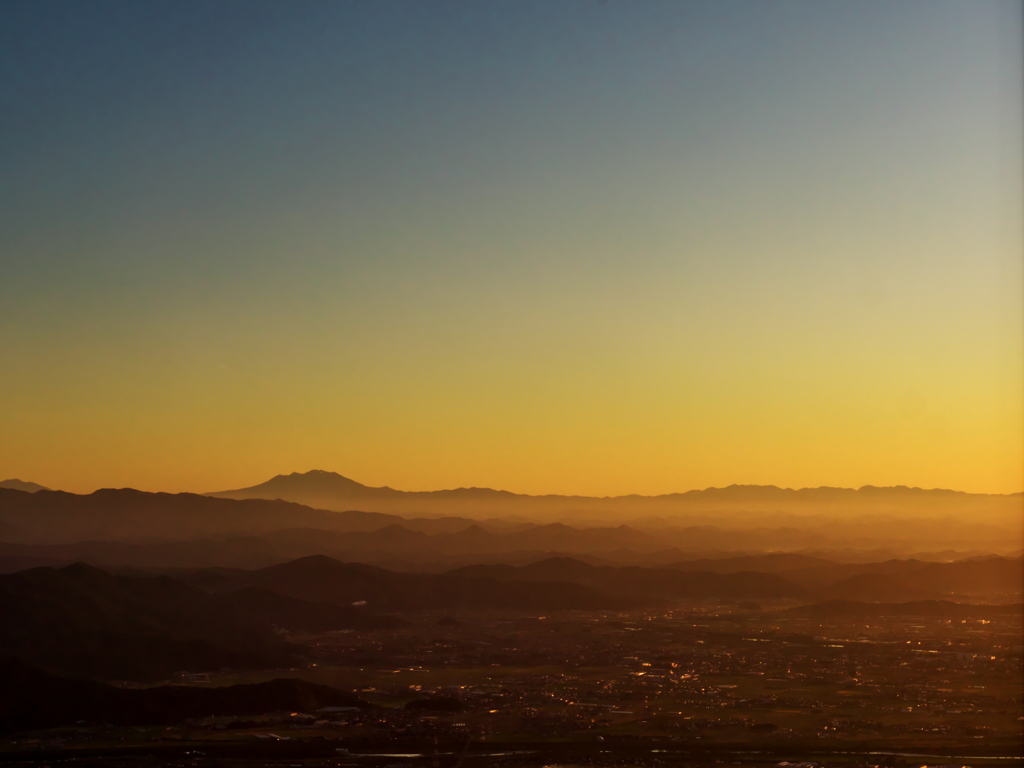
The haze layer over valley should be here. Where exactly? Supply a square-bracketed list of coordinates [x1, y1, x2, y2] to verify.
[1, 470, 1020, 574]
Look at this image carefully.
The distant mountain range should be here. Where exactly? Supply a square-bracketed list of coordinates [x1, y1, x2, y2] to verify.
[209, 470, 1023, 523]
[1, 481, 1021, 565]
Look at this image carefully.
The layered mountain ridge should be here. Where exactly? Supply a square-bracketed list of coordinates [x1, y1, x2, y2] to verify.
[1, 477, 1021, 566]
[207, 470, 1021, 522]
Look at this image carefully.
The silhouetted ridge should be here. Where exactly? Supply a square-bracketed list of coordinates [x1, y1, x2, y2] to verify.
[203, 471, 1024, 533]
[2, 483, 1020, 568]
[212, 470, 403, 499]
[0, 658, 369, 732]
[0, 487, 412, 544]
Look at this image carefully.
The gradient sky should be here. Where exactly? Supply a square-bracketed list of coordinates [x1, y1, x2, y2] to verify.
[2, 0, 1022, 496]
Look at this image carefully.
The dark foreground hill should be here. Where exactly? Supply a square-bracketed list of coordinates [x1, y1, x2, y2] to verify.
[0, 658, 369, 733]
[0, 564, 296, 680]
[0, 563, 414, 680]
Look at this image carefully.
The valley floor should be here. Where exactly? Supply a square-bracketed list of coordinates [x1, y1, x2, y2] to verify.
[2, 601, 1021, 767]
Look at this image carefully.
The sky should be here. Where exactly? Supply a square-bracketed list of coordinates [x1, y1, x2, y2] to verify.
[2, 0, 1022, 497]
